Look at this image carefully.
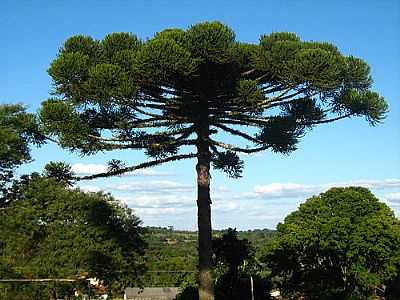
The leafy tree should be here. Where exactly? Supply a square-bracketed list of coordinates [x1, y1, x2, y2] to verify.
[0, 175, 147, 299]
[0, 104, 45, 206]
[213, 228, 271, 300]
[213, 228, 253, 277]
[39, 22, 387, 299]
[262, 187, 400, 299]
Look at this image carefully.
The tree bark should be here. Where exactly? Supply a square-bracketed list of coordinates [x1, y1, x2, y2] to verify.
[196, 137, 214, 300]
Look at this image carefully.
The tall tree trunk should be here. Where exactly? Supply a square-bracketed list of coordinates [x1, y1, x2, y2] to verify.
[196, 138, 214, 300]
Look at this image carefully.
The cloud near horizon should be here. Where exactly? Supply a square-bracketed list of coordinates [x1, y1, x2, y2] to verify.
[251, 179, 400, 200]
[118, 193, 194, 208]
[76, 178, 400, 229]
[385, 192, 400, 203]
[108, 180, 194, 194]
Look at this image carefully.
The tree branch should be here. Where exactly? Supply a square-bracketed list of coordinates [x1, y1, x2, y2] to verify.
[210, 139, 269, 154]
[126, 118, 182, 129]
[212, 123, 262, 144]
[75, 153, 197, 180]
[299, 113, 353, 126]
[224, 115, 271, 127]
[131, 106, 165, 119]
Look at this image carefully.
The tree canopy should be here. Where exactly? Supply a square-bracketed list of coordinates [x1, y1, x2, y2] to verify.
[38, 21, 388, 300]
[40, 22, 387, 177]
[0, 174, 146, 298]
[0, 104, 45, 205]
[262, 187, 400, 299]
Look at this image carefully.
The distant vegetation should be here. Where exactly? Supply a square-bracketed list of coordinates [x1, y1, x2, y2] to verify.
[140, 227, 276, 287]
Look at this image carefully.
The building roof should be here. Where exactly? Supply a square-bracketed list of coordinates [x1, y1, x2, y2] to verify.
[124, 287, 180, 300]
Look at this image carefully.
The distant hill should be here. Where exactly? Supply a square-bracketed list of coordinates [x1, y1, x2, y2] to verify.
[144, 226, 276, 252]
[139, 227, 276, 287]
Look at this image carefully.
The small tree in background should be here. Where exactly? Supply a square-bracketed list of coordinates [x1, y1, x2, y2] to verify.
[213, 228, 270, 300]
[39, 22, 388, 300]
[262, 187, 400, 299]
[213, 228, 253, 281]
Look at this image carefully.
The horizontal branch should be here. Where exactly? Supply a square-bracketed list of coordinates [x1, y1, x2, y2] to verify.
[99, 138, 196, 151]
[132, 106, 165, 119]
[210, 139, 269, 154]
[261, 84, 286, 94]
[127, 119, 184, 129]
[213, 123, 262, 144]
[299, 113, 353, 126]
[76, 153, 197, 180]
[223, 115, 271, 127]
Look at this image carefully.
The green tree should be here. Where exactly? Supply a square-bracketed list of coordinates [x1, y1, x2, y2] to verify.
[0, 174, 147, 299]
[212, 228, 265, 300]
[39, 22, 387, 300]
[0, 104, 45, 206]
[213, 228, 253, 278]
[262, 187, 400, 299]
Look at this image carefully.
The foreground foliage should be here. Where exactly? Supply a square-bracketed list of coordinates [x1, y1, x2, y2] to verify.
[0, 175, 146, 299]
[263, 187, 400, 299]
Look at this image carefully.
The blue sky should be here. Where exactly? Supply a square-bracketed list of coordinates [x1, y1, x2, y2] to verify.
[1, 0, 399, 229]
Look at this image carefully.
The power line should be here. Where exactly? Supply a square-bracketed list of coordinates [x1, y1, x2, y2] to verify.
[0, 279, 78, 283]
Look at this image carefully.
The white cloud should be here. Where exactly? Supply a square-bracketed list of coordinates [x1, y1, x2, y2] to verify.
[254, 182, 318, 198]
[71, 163, 172, 176]
[386, 192, 400, 203]
[72, 163, 107, 175]
[213, 200, 239, 212]
[109, 180, 194, 194]
[79, 185, 102, 193]
[133, 207, 194, 217]
[131, 169, 172, 176]
[346, 179, 400, 189]
[252, 179, 400, 200]
[119, 194, 194, 208]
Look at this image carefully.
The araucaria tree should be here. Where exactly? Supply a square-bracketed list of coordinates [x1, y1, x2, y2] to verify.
[39, 22, 387, 300]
